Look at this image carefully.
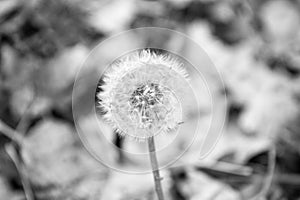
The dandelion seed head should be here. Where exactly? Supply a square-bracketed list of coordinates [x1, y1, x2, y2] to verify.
[98, 49, 189, 140]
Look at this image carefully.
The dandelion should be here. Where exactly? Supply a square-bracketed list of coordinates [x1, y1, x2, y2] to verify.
[97, 49, 189, 200]
[98, 49, 188, 140]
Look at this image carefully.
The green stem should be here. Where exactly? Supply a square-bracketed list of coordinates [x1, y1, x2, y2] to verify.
[148, 136, 164, 200]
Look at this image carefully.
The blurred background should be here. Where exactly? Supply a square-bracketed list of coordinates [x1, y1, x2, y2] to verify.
[1, 0, 300, 199]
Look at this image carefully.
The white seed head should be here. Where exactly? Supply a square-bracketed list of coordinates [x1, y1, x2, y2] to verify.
[97, 49, 189, 140]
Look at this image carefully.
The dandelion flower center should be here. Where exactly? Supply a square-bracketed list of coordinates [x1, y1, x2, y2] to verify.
[129, 83, 177, 130]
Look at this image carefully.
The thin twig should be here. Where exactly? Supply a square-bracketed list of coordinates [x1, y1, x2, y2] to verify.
[148, 136, 164, 200]
[250, 146, 276, 200]
[0, 120, 34, 200]
[0, 119, 23, 145]
[5, 144, 35, 200]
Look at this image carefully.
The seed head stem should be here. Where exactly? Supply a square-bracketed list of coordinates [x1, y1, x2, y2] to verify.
[148, 136, 165, 200]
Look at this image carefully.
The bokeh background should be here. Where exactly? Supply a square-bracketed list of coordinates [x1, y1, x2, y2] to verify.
[0, 0, 300, 199]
